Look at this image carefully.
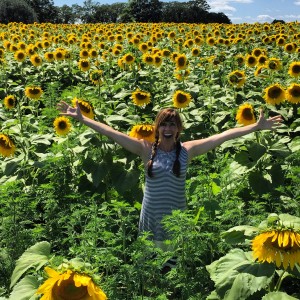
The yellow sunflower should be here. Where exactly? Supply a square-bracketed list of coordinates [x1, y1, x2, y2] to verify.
[36, 266, 107, 300]
[265, 58, 282, 71]
[44, 52, 55, 62]
[228, 70, 246, 88]
[30, 54, 43, 67]
[286, 83, 300, 104]
[25, 86, 43, 100]
[153, 54, 162, 67]
[0, 134, 16, 157]
[78, 59, 91, 72]
[174, 69, 190, 81]
[245, 54, 257, 67]
[138, 42, 148, 53]
[54, 48, 65, 61]
[79, 49, 89, 58]
[90, 70, 103, 85]
[288, 61, 300, 78]
[72, 98, 94, 119]
[131, 90, 151, 106]
[142, 53, 154, 66]
[173, 90, 192, 108]
[122, 53, 135, 65]
[3, 95, 16, 109]
[129, 124, 155, 142]
[53, 116, 72, 136]
[235, 103, 256, 126]
[252, 229, 300, 270]
[263, 83, 286, 105]
[14, 50, 26, 62]
[175, 54, 188, 70]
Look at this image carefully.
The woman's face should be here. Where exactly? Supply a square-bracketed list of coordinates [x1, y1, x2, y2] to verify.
[157, 119, 179, 142]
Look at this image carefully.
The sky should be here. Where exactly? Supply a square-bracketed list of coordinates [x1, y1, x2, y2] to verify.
[53, 0, 300, 24]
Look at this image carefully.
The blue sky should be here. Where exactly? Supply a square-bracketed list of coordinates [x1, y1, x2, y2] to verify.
[53, 0, 300, 24]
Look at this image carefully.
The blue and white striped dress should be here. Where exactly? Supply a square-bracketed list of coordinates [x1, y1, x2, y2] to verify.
[139, 146, 189, 241]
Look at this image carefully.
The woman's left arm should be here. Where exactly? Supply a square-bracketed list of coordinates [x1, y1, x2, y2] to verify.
[184, 110, 283, 160]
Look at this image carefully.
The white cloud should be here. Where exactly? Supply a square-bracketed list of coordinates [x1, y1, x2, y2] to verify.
[256, 14, 273, 22]
[208, 1, 236, 12]
[294, 1, 300, 5]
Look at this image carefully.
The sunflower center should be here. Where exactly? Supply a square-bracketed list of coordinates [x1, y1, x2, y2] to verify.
[289, 86, 300, 97]
[58, 121, 67, 130]
[292, 65, 300, 74]
[268, 86, 282, 98]
[137, 128, 153, 137]
[136, 93, 147, 100]
[241, 108, 253, 120]
[269, 61, 278, 69]
[0, 137, 11, 150]
[30, 88, 41, 95]
[53, 276, 88, 300]
[177, 57, 186, 67]
[176, 93, 188, 103]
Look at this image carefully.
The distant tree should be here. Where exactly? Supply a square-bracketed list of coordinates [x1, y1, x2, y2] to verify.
[0, 0, 38, 24]
[272, 19, 285, 24]
[125, 0, 163, 22]
[93, 3, 127, 23]
[55, 5, 78, 24]
[79, 0, 97, 23]
[161, 2, 190, 23]
[206, 12, 231, 24]
[24, 0, 57, 22]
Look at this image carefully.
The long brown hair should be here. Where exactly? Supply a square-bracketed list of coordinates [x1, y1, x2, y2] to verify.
[147, 108, 183, 178]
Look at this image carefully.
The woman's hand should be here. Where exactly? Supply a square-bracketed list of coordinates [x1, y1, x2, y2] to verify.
[57, 100, 83, 121]
[256, 109, 283, 131]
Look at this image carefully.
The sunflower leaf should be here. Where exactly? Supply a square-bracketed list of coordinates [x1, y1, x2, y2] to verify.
[10, 241, 51, 288]
[206, 248, 275, 300]
[222, 225, 259, 244]
[9, 276, 39, 300]
[262, 291, 299, 300]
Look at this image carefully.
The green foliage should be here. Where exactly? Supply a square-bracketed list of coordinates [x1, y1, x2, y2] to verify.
[0, 0, 37, 24]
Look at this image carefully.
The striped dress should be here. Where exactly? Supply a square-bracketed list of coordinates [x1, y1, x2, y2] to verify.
[139, 145, 189, 242]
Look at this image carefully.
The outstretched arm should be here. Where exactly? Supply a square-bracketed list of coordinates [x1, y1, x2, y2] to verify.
[57, 101, 150, 160]
[183, 110, 283, 161]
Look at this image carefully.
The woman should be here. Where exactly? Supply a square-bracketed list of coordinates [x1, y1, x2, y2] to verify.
[57, 101, 282, 249]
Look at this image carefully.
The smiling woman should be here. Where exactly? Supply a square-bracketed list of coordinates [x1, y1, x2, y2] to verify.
[56, 100, 282, 271]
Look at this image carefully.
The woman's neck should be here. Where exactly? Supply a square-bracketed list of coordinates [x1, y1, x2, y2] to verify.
[158, 140, 176, 152]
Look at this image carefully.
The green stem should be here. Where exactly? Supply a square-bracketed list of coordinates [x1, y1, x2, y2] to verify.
[274, 270, 286, 292]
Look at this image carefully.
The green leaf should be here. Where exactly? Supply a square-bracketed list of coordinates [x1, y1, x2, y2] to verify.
[206, 249, 275, 300]
[222, 225, 259, 244]
[288, 136, 300, 152]
[10, 242, 51, 288]
[262, 292, 298, 300]
[9, 276, 39, 300]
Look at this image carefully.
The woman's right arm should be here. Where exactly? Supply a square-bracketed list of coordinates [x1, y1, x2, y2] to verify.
[57, 101, 150, 159]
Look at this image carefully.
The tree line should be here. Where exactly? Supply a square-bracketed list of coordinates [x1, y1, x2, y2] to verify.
[0, 0, 231, 24]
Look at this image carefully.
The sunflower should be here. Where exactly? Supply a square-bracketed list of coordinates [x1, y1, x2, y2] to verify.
[53, 116, 72, 136]
[25, 86, 43, 100]
[235, 54, 245, 66]
[175, 54, 188, 70]
[265, 58, 281, 71]
[30, 54, 43, 67]
[263, 83, 286, 105]
[36, 266, 107, 300]
[284, 42, 295, 53]
[129, 124, 155, 142]
[3, 95, 16, 109]
[173, 90, 192, 108]
[78, 59, 91, 72]
[131, 90, 151, 106]
[228, 70, 246, 88]
[252, 229, 300, 270]
[153, 54, 163, 67]
[90, 70, 103, 85]
[79, 49, 89, 58]
[54, 48, 65, 61]
[14, 50, 26, 62]
[286, 83, 300, 104]
[72, 98, 94, 119]
[0, 134, 16, 157]
[245, 54, 257, 67]
[236, 103, 256, 126]
[138, 42, 148, 53]
[288, 61, 300, 78]
[44, 52, 55, 62]
[122, 53, 135, 65]
[191, 47, 200, 57]
[142, 53, 154, 66]
[257, 54, 268, 66]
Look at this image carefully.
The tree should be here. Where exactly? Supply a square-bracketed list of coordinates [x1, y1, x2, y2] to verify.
[24, 0, 57, 22]
[206, 12, 231, 24]
[55, 5, 78, 24]
[125, 0, 163, 22]
[0, 0, 38, 24]
[93, 3, 127, 23]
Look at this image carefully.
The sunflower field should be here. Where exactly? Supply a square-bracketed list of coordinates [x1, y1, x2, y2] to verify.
[0, 21, 300, 300]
